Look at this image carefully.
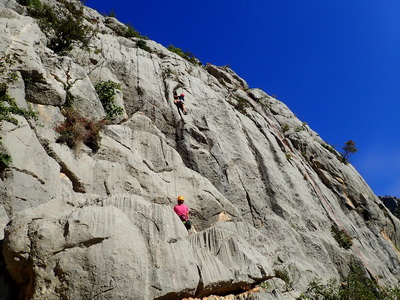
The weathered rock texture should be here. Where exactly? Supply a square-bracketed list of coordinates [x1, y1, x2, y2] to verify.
[0, 1, 399, 299]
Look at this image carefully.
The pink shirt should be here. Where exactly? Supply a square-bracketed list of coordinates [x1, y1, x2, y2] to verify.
[174, 203, 189, 221]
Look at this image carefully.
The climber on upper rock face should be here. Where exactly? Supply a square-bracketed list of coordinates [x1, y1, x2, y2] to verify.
[173, 195, 192, 230]
[173, 91, 188, 116]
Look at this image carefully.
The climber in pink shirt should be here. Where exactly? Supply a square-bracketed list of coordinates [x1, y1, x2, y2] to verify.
[173, 195, 191, 230]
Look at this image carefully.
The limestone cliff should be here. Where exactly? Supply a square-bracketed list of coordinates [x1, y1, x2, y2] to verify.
[0, 1, 399, 299]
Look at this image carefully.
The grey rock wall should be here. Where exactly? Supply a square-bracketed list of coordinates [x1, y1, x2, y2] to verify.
[0, 1, 399, 299]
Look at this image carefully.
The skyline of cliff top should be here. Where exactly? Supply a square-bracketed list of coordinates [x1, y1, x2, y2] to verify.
[86, 0, 400, 198]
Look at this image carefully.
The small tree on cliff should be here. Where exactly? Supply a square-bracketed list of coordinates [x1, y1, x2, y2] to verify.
[341, 140, 358, 163]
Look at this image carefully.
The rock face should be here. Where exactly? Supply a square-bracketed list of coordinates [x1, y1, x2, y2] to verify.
[0, 1, 399, 299]
[380, 196, 400, 214]
[380, 196, 400, 226]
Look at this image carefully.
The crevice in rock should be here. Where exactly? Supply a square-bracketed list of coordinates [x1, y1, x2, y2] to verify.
[159, 136, 169, 167]
[10, 167, 45, 185]
[161, 75, 170, 104]
[194, 265, 204, 297]
[185, 286, 266, 300]
[58, 164, 85, 193]
[89, 286, 115, 300]
[103, 180, 111, 196]
[83, 237, 109, 248]
[53, 237, 110, 255]
[142, 159, 173, 174]
[103, 134, 132, 152]
[193, 279, 265, 299]
[137, 211, 160, 232]
[59, 164, 85, 193]
[237, 174, 258, 227]
[63, 221, 69, 238]
[153, 291, 191, 300]
[15, 196, 28, 202]
[0, 240, 20, 300]
[38, 143, 86, 193]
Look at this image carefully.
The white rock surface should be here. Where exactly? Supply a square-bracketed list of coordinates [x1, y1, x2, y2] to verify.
[0, 1, 399, 299]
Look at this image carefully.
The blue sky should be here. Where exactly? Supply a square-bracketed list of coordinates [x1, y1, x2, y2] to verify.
[85, 0, 400, 197]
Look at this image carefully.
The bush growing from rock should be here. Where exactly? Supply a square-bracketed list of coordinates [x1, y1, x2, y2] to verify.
[94, 80, 123, 120]
[340, 140, 358, 164]
[121, 24, 146, 39]
[167, 44, 201, 65]
[331, 225, 352, 250]
[282, 123, 290, 132]
[0, 54, 37, 170]
[16, 0, 40, 6]
[297, 265, 400, 300]
[0, 150, 12, 171]
[234, 97, 250, 114]
[55, 109, 106, 153]
[322, 143, 336, 154]
[136, 39, 152, 53]
[25, 0, 92, 53]
[274, 266, 299, 292]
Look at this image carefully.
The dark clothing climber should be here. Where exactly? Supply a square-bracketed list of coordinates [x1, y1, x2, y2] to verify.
[173, 92, 187, 115]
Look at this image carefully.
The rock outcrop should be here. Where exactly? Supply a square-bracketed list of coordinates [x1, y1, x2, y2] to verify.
[0, 1, 399, 299]
[380, 196, 400, 224]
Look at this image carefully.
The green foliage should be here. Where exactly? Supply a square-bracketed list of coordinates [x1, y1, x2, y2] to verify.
[26, 0, 92, 53]
[94, 81, 123, 120]
[0, 152, 12, 171]
[340, 140, 358, 163]
[167, 44, 201, 65]
[259, 98, 270, 110]
[282, 123, 290, 132]
[0, 135, 12, 172]
[235, 97, 250, 114]
[0, 54, 21, 83]
[321, 142, 345, 163]
[17, 0, 41, 6]
[322, 143, 336, 154]
[136, 39, 151, 52]
[259, 280, 270, 290]
[121, 24, 146, 39]
[0, 55, 37, 125]
[55, 109, 106, 153]
[331, 225, 353, 250]
[295, 122, 308, 132]
[0, 54, 37, 171]
[274, 268, 296, 292]
[297, 265, 400, 300]
[297, 278, 339, 300]
[0, 84, 37, 124]
[64, 85, 75, 108]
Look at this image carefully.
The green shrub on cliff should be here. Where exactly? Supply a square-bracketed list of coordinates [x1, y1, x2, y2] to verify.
[94, 80, 123, 120]
[0, 54, 37, 171]
[167, 44, 201, 65]
[331, 225, 352, 250]
[297, 265, 400, 300]
[24, 0, 93, 53]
